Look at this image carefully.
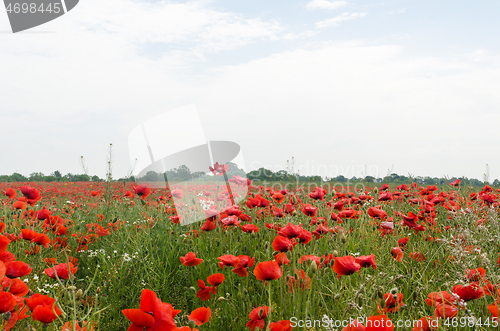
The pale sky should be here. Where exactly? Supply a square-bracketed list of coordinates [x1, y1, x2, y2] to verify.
[1, 0, 499, 181]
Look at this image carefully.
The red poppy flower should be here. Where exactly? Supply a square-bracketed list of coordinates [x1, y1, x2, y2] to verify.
[196, 279, 216, 301]
[133, 185, 151, 199]
[297, 228, 312, 245]
[2, 189, 16, 199]
[122, 289, 179, 331]
[397, 237, 409, 249]
[434, 304, 458, 319]
[424, 291, 457, 307]
[465, 267, 486, 281]
[31, 303, 62, 324]
[207, 273, 225, 287]
[488, 303, 498, 320]
[201, 220, 216, 232]
[188, 307, 211, 326]
[2, 277, 29, 297]
[279, 223, 303, 239]
[241, 224, 259, 233]
[452, 282, 483, 301]
[246, 197, 261, 208]
[209, 162, 229, 176]
[27, 293, 62, 324]
[0, 236, 10, 256]
[272, 236, 295, 252]
[302, 204, 318, 217]
[275, 253, 290, 266]
[35, 207, 51, 220]
[308, 187, 326, 200]
[5, 261, 31, 278]
[332, 256, 361, 279]
[254, 261, 282, 281]
[367, 207, 388, 220]
[44, 262, 77, 280]
[217, 255, 240, 269]
[0, 291, 16, 313]
[390, 247, 403, 262]
[450, 179, 461, 187]
[378, 293, 405, 313]
[272, 192, 285, 204]
[20, 186, 40, 201]
[12, 201, 26, 210]
[409, 252, 426, 262]
[246, 306, 270, 331]
[269, 320, 293, 331]
[180, 252, 203, 267]
[355, 254, 377, 270]
[232, 255, 255, 277]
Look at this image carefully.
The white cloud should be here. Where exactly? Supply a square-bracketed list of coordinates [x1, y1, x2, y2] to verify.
[306, 0, 347, 10]
[315, 12, 367, 28]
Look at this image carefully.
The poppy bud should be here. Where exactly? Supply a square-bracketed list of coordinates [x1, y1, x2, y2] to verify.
[379, 298, 385, 309]
[332, 250, 339, 257]
[339, 233, 347, 243]
[412, 290, 418, 301]
[76, 289, 83, 300]
[188, 320, 197, 328]
[308, 260, 318, 275]
[67, 286, 77, 291]
[140, 199, 147, 205]
[356, 296, 363, 306]
[189, 286, 196, 292]
[264, 242, 269, 250]
[377, 289, 384, 299]
[237, 292, 243, 300]
[445, 273, 450, 279]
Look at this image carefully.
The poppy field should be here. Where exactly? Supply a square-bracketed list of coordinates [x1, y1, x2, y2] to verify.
[1, 178, 500, 330]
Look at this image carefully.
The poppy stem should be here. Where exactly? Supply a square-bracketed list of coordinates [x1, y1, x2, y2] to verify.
[304, 273, 314, 331]
[266, 281, 272, 331]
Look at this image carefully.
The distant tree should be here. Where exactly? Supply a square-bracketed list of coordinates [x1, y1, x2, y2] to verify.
[11, 173, 28, 182]
[51, 170, 62, 178]
[335, 175, 347, 183]
[364, 176, 375, 183]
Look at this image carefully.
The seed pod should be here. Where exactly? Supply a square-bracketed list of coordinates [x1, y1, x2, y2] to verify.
[76, 289, 83, 300]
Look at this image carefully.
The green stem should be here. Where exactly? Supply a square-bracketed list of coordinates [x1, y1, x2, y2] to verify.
[304, 274, 314, 331]
[267, 281, 273, 331]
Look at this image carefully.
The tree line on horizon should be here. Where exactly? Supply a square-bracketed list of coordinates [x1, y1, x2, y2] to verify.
[1, 166, 499, 187]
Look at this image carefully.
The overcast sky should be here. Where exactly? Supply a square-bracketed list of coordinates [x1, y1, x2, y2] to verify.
[1, 0, 499, 181]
